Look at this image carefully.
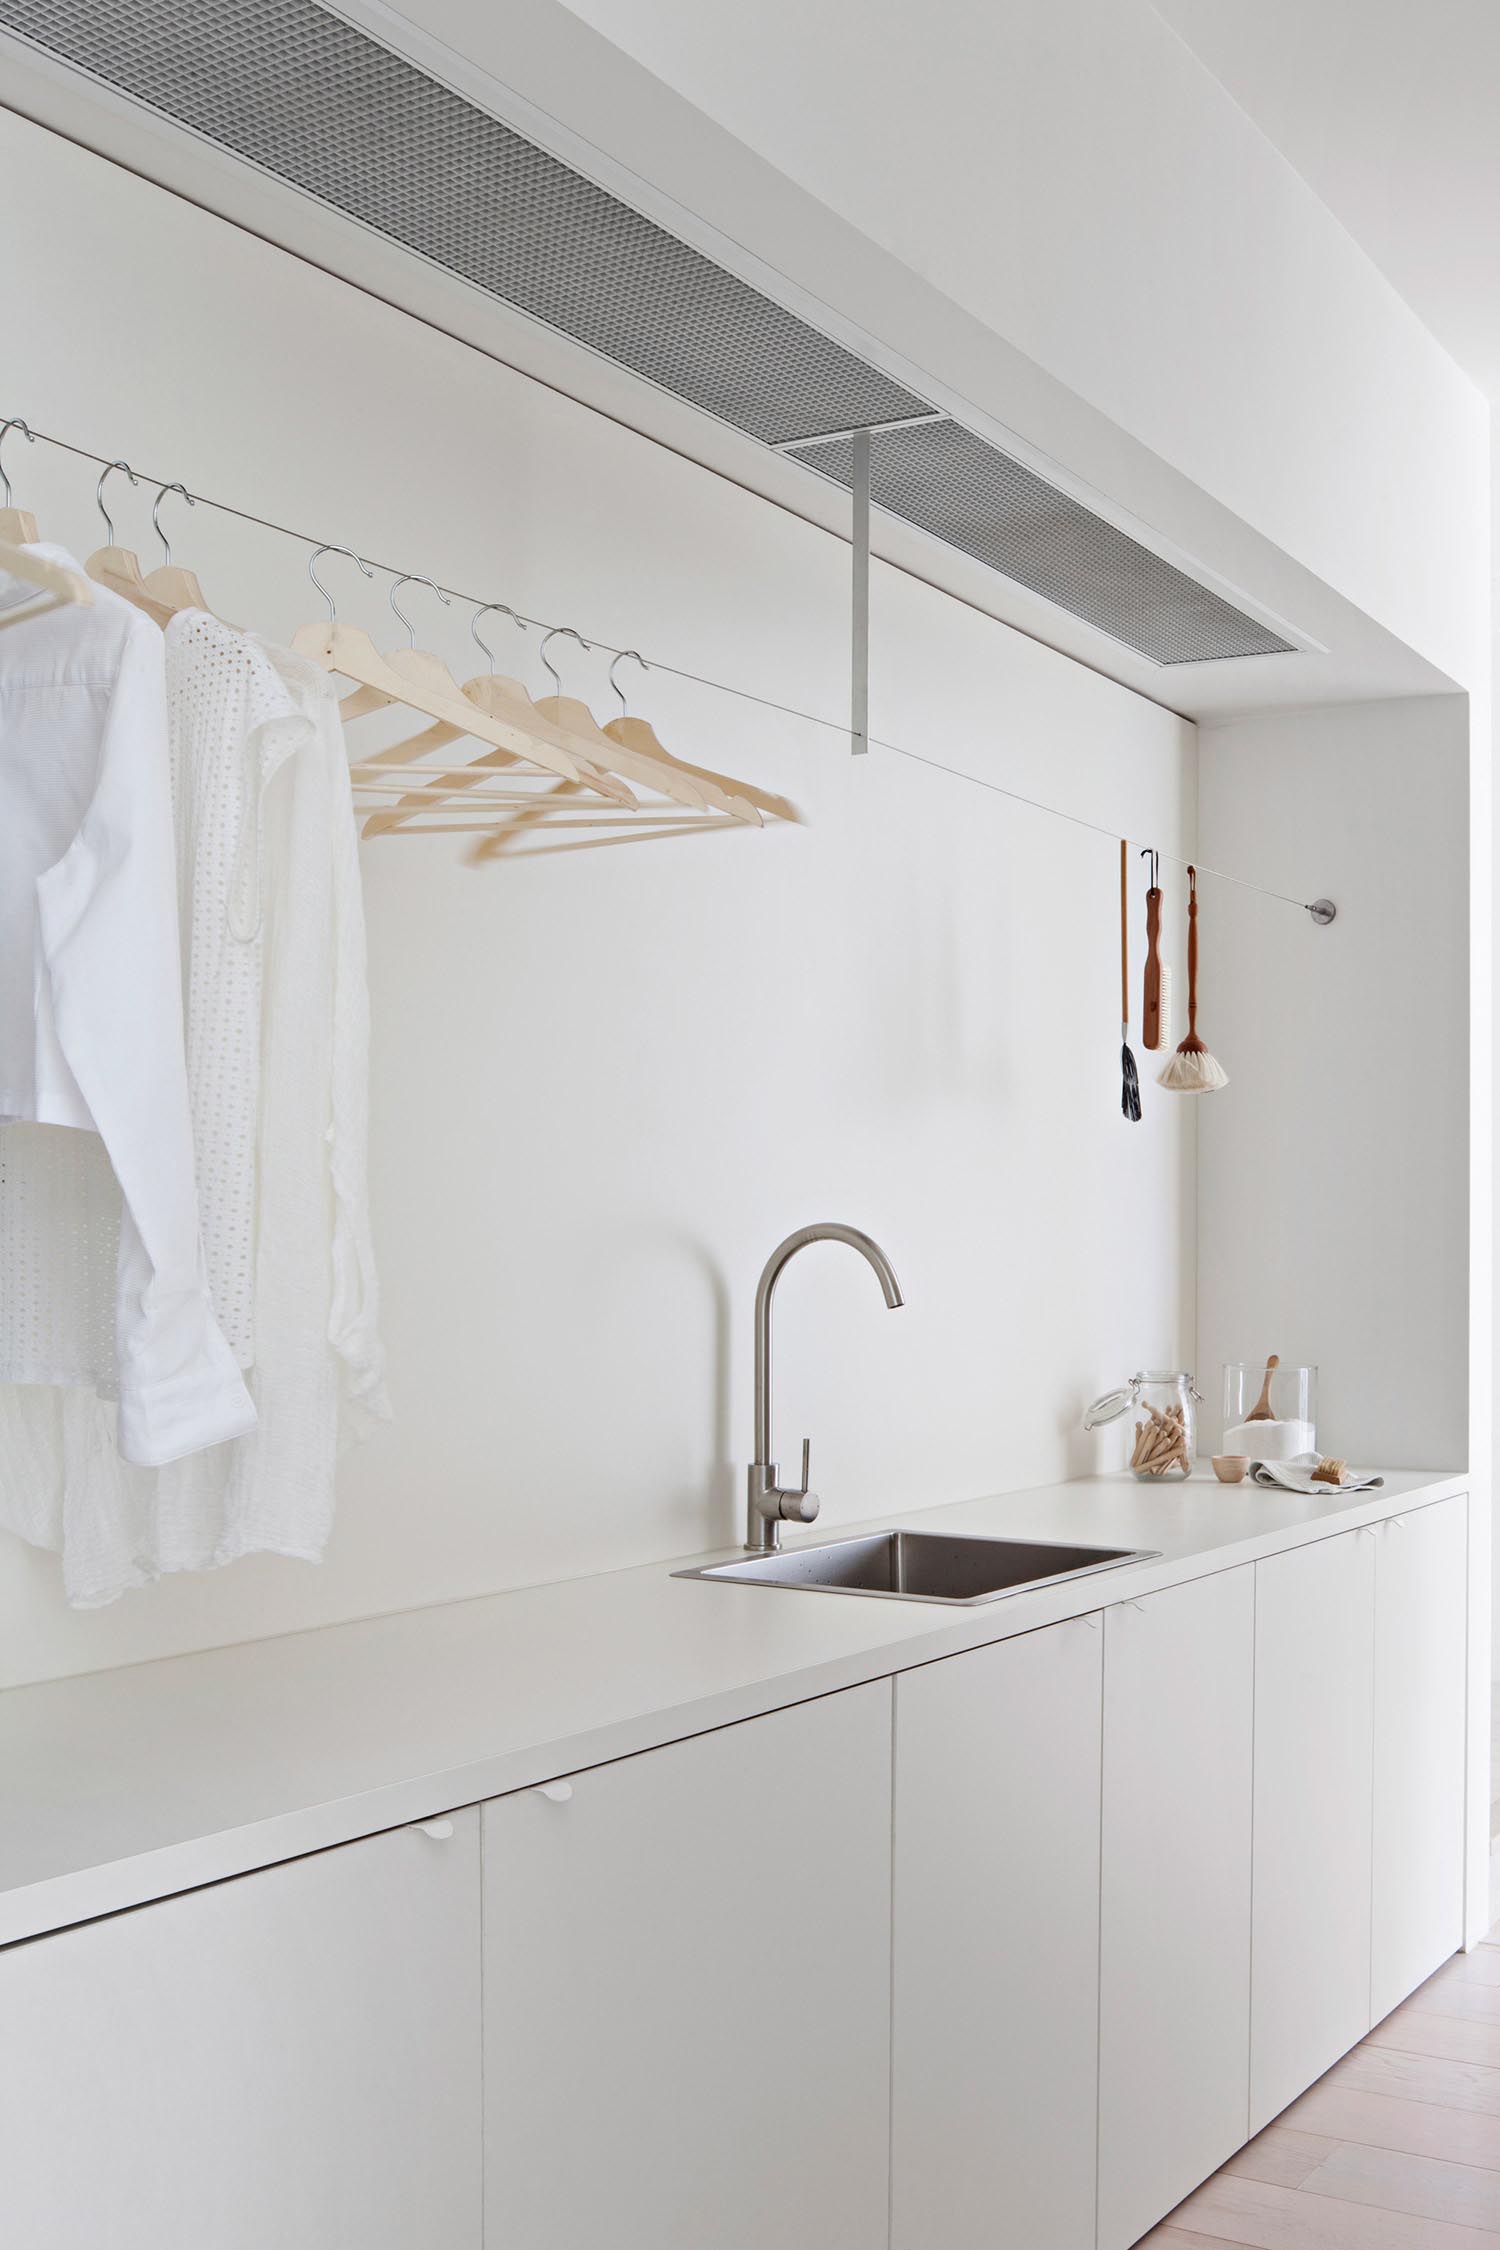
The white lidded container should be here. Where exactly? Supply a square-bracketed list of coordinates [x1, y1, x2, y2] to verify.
[1221, 1360, 1317, 1461]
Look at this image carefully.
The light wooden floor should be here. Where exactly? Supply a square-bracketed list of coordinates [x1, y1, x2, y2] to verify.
[1139, 1923, 1500, 2246]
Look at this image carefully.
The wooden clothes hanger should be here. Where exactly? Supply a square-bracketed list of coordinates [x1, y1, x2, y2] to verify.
[456, 637, 800, 863]
[530, 628, 737, 818]
[291, 560, 796, 861]
[460, 606, 630, 805]
[365, 614, 720, 821]
[604, 650, 803, 827]
[356, 604, 635, 838]
[84, 460, 175, 624]
[140, 482, 224, 620]
[291, 555, 599, 807]
[0, 537, 93, 629]
[0, 416, 40, 544]
[355, 613, 765, 847]
[352, 614, 802, 858]
[359, 607, 643, 837]
[0, 419, 93, 628]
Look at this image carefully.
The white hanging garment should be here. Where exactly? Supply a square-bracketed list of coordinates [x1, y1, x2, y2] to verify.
[167, 609, 314, 1364]
[0, 547, 256, 1467]
[0, 616, 388, 1604]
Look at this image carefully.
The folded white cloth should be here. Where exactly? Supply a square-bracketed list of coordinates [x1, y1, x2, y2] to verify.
[1251, 1454, 1384, 1495]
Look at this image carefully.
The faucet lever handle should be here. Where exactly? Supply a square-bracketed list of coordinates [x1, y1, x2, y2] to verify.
[779, 1439, 819, 1524]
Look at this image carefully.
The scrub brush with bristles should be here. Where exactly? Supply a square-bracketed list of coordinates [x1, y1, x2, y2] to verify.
[1158, 865, 1228, 1093]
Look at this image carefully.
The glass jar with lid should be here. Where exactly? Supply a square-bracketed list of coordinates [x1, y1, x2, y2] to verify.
[1083, 1371, 1201, 1479]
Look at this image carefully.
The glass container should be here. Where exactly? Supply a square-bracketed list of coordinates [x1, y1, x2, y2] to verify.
[1083, 1371, 1200, 1480]
[1221, 1361, 1318, 1462]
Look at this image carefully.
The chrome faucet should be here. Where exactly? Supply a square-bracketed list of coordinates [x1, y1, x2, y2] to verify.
[746, 1224, 905, 1553]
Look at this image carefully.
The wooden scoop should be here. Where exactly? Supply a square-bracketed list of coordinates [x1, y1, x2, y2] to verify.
[1245, 1354, 1280, 1423]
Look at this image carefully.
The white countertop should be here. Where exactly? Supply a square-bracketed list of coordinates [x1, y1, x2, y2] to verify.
[0, 1467, 1464, 1947]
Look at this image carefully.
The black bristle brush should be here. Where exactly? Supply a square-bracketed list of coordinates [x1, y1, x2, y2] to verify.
[1119, 839, 1142, 1122]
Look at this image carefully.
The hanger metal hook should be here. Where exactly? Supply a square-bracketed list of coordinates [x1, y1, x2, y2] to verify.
[471, 601, 526, 674]
[539, 624, 590, 696]
[0, 418, 35, 509]
[1140, 846, 1159, 890]
[151, 481, 195, 568]
[306, 543, 374, 621]
[95, 459, 138, 547]
[389, 573, 451, 649]
[608, 648, 649, 716]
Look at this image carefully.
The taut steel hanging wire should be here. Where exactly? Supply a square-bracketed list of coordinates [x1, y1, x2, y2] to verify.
[4, 416, 1329, 916]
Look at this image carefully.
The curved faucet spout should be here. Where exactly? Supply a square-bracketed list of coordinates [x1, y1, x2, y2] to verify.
[748, 1224, 905, 1553]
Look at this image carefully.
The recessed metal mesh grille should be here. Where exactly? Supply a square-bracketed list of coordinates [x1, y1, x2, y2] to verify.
[0, 0, 927, 447]
[0, 0, 1299, 663]
[793, 422, 1295, 664]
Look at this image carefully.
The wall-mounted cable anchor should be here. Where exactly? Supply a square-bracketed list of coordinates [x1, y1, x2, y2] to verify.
[1307, 899, 1337, 927]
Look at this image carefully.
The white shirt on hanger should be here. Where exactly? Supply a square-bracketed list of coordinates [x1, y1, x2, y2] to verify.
[0, 547, 256, 1467]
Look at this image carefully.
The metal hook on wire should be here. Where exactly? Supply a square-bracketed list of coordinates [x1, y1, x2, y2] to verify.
[95, 459, 138, 546]
[306, 543, 374, 620]
[471, 601, 526, 674]
[609, 648, 649, 716]
[0, 418, 35, 508]
[1140, 846, 1159, 891]
[151, 481, 195, 568]
[389, 573, 450, 648]
[539, 624, 590, 695]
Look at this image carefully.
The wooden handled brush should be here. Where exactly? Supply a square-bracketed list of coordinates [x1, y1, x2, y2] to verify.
[1157, 866, 1228, 1094]
[1141, 849, 1163, 1051]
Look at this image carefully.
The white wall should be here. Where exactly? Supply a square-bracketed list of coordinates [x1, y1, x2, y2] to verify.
[1493, 409, 1500, 1651]
[1197, 698, 1470, 1468]
[534, 0, 1490, 689]
[0, 115, 1195, 1686]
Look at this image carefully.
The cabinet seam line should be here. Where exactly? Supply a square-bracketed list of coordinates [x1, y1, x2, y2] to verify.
[1461, 1492, 1475, 1948]
[887, 1675, 897, 2250]
[1367, 1525, 1378, 2030]
[1094, 1613, 1106, 2250]
[479, 1805, 488, 2245]
[1247, 1563, 1257, 2144]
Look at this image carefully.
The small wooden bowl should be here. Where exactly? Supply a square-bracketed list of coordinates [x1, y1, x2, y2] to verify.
[1212, 1455, 1251, 1484]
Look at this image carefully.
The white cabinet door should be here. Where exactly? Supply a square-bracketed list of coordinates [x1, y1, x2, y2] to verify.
[1251, 1528, 1375, 2130]
[483, 1683, 891, 2250]
[1098, 1567, 1255, 2250]
[891, 1615, 1102, 2250]
[1372, 1493, 1468, 2021]
[0, 1814, 482, 2250]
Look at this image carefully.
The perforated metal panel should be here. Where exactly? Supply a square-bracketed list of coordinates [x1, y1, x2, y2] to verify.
[0, 0, 927, 447]
[0, 0, 1300, 664]
[793, 422, 1295, 664]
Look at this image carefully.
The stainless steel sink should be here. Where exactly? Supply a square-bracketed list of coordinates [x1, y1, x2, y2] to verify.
[675, 1528, 1158, 1606]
